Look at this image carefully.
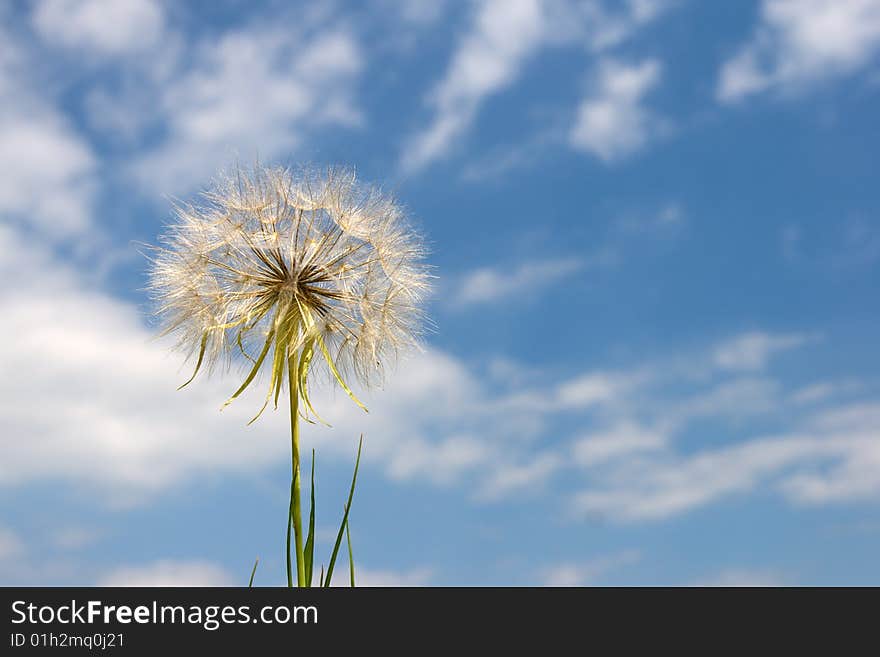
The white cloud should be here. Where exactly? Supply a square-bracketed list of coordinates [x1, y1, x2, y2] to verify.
[555, 371, 640, 410]
[98, 560, 234, 586]
[0, 109, 95, 235]
[573, 421, 665, 467]
[451, 257, 587, 307]
[718, 0, 880, 102]
[384, 435, 491, 484]
[569, 57, 664, 161]
[780, 404, 880, 503]
[573, 403, 880, 522]
[132, 23, 363, 195]
[541, 549, 640, 586]
[400, 0, 545, 173]
[0, 226, 292, 498]
[476, 452, 562, 500]
[574, 436, 815, 521]
[789, 380, 857, 405]
[401, 0, 672, 173]
[32, 0, 165, 55]
[557, 334, 878, 524]
[713, 331, 813, 371]
[0, 24, 96, 236]
[669, 377, 781, 423]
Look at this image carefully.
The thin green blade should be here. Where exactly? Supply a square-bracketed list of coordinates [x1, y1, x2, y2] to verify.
[303, 449, 316, 587]
[248, 557, 259, 587]
[346, 517, 355, 587]
[286, 477, 295, 588]
[323, 435, 363, 587]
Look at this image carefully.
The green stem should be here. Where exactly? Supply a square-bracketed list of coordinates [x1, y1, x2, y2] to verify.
[287, 351, 306, 587]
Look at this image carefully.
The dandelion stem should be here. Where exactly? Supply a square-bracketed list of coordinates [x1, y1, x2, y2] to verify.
[287, 351, 306, 587]
[287, 354, 306, 587]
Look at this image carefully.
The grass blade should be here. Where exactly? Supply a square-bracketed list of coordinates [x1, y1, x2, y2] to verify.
[323, 435, 363, 587]
[248, 557, 259, 587]
[346, 516, 355, 587]
[303, 449, 316, 587]
[319, 565, 325, 588]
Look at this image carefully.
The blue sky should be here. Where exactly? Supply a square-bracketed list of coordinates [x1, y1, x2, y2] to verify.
[1, 0, 879, 586]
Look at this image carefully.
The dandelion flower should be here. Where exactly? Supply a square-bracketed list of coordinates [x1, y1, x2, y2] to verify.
[147, 164, 430, 586]
[149, 164, 429, 413]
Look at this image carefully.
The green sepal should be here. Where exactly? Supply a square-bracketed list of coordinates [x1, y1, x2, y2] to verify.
[297, 337, 330, 426]
[222, 327, 275, 409]
[177, 332, 208, 390]
[316, 333, 368, 413]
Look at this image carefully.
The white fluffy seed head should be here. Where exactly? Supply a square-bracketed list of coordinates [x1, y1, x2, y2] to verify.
[148, 164, 431, 397]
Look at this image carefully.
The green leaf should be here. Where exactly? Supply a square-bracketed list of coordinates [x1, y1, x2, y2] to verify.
[319, 565, 325, 588]
[286, 477, 295, 588]
[248, 557, 259, 587]
[303, 449, 316, 587]
[323, 435, 363, 587]
[346, 516, 355, 588]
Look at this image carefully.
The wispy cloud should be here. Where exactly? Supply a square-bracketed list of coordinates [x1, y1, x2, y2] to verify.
[541, 549, 641, 586]
[131, 18, 363, 195]
[573, 402, 880, 522]
[712, 331, 815, 371]
[400, 0, 672, 173]
[476, 452, 563, 501]
[0, 21, 96, 237]
[717, 0, 880, 102]
[572, 421, 666, 467]
[614, 202, 685, 233]
[450, 256, 592, 308]
[32, 0, 166, 56]
[97, 560, 235, 586]
[399, 0, 546, 174]
[450, 246, 623, 310]
[569, 57, 665, 161]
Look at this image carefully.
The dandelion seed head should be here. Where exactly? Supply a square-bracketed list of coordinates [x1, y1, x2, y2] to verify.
[148, 164, 431, 411]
